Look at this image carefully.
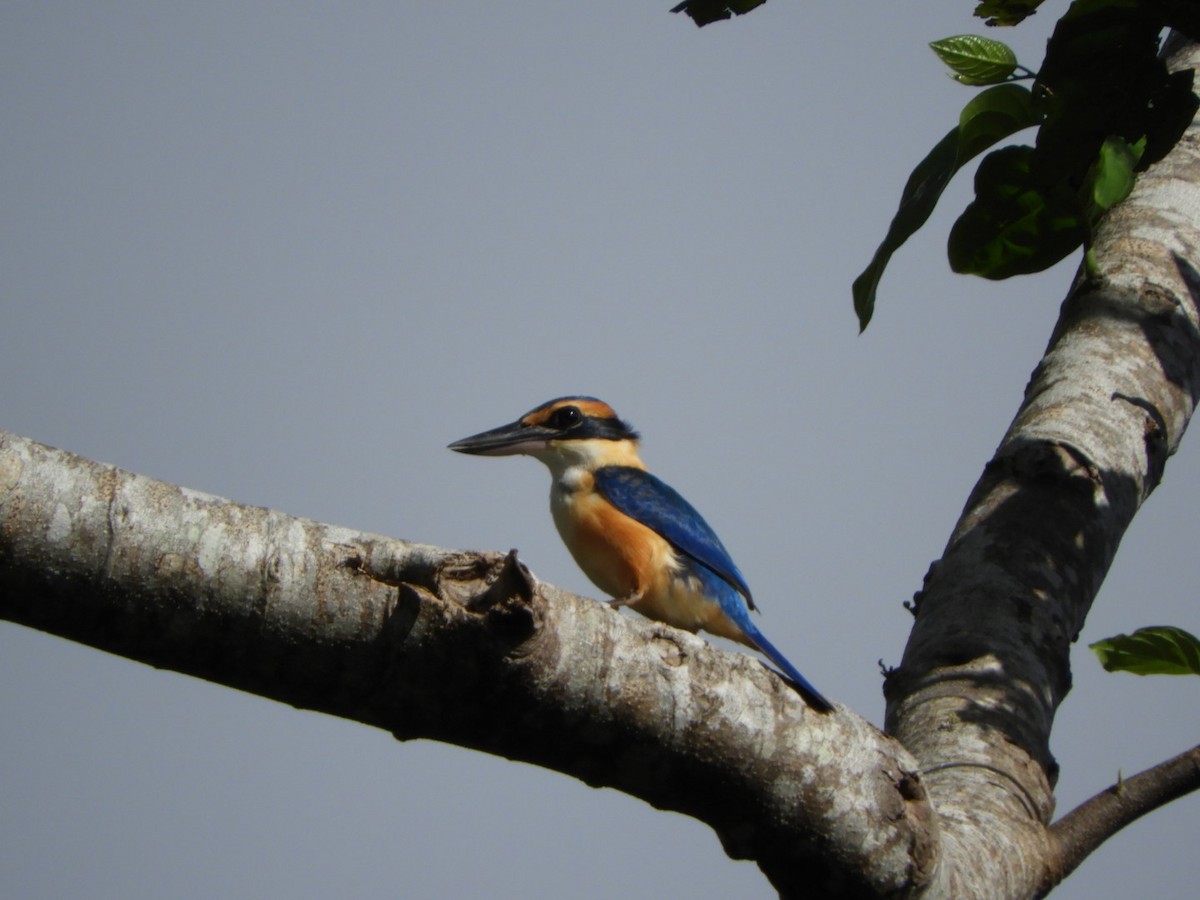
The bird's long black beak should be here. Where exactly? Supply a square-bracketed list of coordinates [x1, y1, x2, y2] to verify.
[448, 419, 556, 456]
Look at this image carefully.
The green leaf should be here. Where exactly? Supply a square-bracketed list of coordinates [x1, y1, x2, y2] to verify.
[958, 83, 1039, 158]
[1090, 626, 1200, 676]
[948, 145, 1086, 278]
[1089, 135, 1140, 211]
[853, 130, 958, 331]
[853, 85, 1038, 329]
[973, 0, 1047, 27]
[930, 35, 1019, 85]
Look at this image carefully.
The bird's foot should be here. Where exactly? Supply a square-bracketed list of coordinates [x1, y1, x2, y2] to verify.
[608, 593, 639, 610]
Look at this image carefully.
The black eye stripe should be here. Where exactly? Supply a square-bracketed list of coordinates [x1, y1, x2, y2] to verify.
[519, 400, 639, 442]
[548, 406, 583, 429]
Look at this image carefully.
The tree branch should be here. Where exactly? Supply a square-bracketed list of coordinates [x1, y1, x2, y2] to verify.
[0, 429, 934, 898]
[1041, 744, 1200, 895]
[884, 33, 1200, 899]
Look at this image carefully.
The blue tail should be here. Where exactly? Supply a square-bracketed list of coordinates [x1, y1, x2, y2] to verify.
[695, 566, 833, 711]
[741, 620, 834, 712]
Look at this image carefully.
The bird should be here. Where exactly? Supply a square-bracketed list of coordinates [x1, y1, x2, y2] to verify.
[448, 395, 833, 711]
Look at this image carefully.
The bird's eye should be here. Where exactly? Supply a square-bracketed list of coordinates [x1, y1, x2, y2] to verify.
[549, 406, 582, 429]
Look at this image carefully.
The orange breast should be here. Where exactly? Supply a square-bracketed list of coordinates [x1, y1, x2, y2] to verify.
[555, 482, 661, 600]
[550, 470, 755, 645]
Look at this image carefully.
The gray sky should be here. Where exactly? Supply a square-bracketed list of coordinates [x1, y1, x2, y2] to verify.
[2, 3, 1196, 898]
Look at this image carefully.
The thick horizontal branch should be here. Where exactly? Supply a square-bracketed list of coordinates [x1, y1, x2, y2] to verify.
[0, 430, 933, 898]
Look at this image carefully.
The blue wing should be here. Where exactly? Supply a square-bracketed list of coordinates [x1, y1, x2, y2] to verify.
[593, 466, 754, 608]
[597, 466, 834, 711]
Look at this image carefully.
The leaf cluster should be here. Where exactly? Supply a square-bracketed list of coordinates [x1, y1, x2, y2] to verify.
[854, 0, 1198, 330]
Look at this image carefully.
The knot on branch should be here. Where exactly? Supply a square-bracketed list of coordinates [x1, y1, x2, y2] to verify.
[378, 551, 548, 743]
[365, 546, 546, 694]
[1111, 391, 1169, 492]
[464, 548, 539, 647]
[992, 439, 1101, 491]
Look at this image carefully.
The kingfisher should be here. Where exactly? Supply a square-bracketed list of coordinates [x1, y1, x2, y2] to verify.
[448, 396, 832, 711]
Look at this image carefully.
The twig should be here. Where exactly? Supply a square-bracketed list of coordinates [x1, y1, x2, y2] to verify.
[1040, 744, 1200, 895]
